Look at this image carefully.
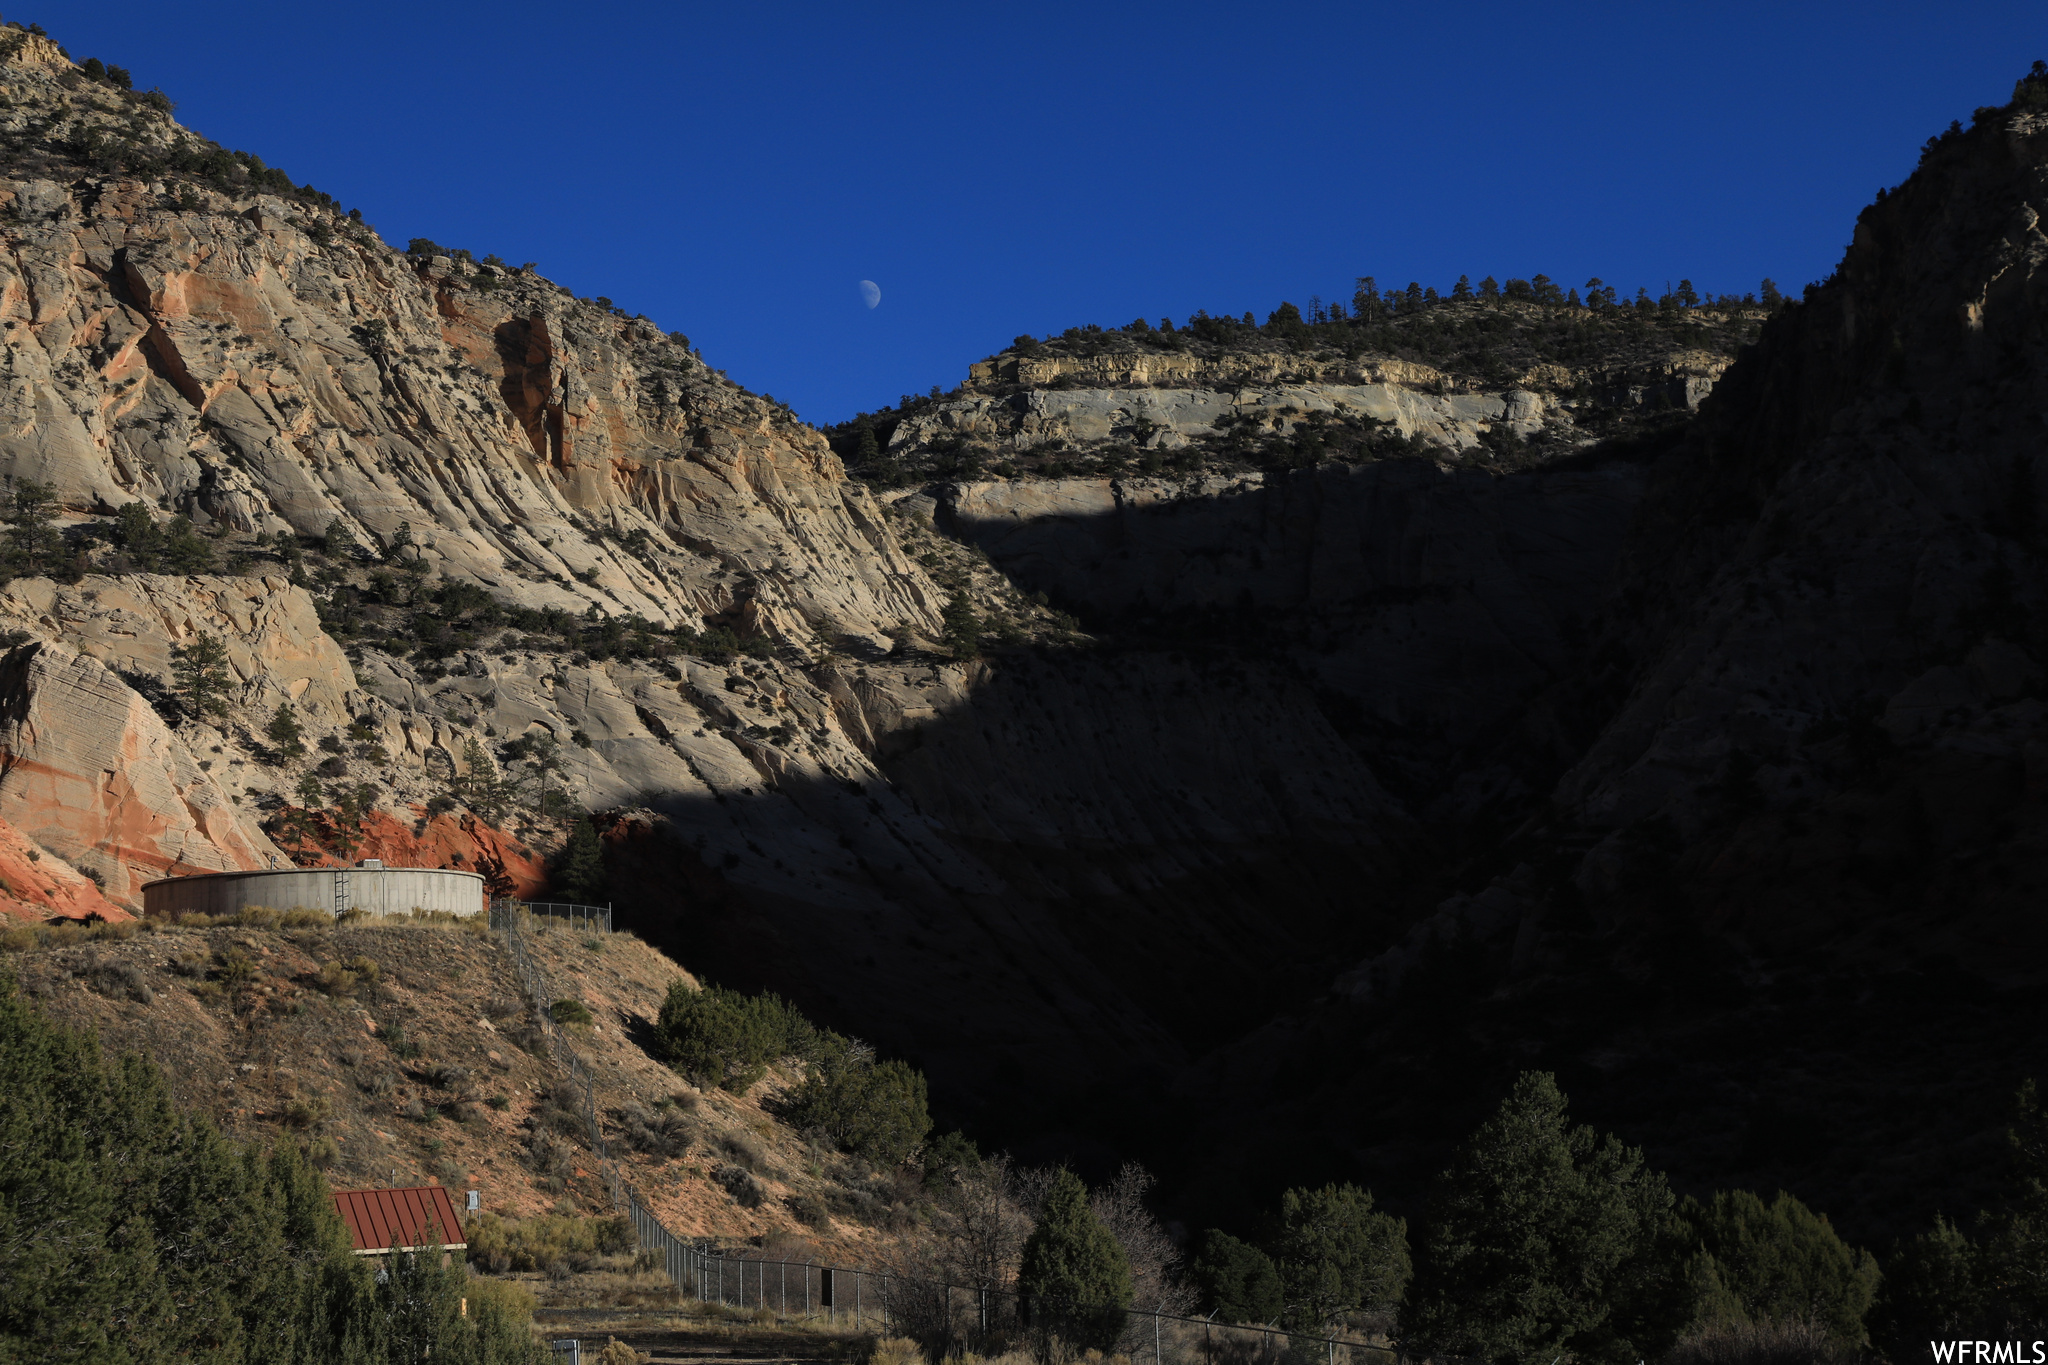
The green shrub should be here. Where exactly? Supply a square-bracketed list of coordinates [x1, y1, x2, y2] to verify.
[1681, 1189, 1879, 1347]
[781, 1032, 930, 1166]
[788, 1193, 833, 1229]
[1189, 1230, 1283, 1324]
[713, 1163, 765, 1208]
[549, 997, 593, 1027]
[466, 1213, 635, 1273]
[1019, 1168, 1132, 1351]
[1272, 1182, 1409, 1331]
[655, 980, 806, 1092]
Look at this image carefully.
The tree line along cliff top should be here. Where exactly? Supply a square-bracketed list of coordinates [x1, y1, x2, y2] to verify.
[985, 277, 1773, 392]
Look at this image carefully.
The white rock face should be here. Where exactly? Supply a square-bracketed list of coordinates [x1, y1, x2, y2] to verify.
[0, 574, 358, 721]
[0, 640, 281, 903]
[893, 380, 1548, 454]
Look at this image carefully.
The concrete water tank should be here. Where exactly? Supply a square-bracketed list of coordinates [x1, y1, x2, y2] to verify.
[142, 860, 487, 919]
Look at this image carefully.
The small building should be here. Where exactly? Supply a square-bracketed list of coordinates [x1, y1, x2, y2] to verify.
[330, 1185, 471, 1257]
[143, 859, 486, 919]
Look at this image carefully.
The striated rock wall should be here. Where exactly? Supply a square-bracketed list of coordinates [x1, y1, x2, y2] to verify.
[893, 380, 1557, 455]
[931, 461, 1648, 799]
[0, 42, 943, 650]
[0, 809, 128, 921]
[0, 573, 358, 718]
[966, 347, 1450, 391]
[0, 639, 281, 903]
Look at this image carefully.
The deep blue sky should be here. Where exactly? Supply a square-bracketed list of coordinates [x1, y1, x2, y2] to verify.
[30, 1, 2048, 425]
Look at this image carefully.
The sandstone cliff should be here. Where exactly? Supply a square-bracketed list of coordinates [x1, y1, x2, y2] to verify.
[1171, 98, 2048, 1242]
[0, 36, 941, 655]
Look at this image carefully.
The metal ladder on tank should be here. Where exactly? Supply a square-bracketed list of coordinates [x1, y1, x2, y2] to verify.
[333, 864, 349, 918]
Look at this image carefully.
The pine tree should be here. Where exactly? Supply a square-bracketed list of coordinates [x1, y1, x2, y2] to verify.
[1352, 277, 1377, 322]
[1190, 1230, 1284, 1324]
[853, 416, 881, 468]
[172, 632, 232, 718]
[1680, 1189, 1879, 1346]
[6, 479, 57, 571]
[114, 501, 164, 569]
[1020, 1168, 1133, 1351]
[1479, 276, 1501, 303]
[322, 517, 357, 559]
[454, 736, 509, 820]
[1452, 275, 1474, 301]
[941, 592, 982, 661]
[557, 816, 608, 904]
[272, 529, 308, 586]
[520, 731, 564, 815]
[1399, 1072, 1690, 1365]
[783, 1031, 932, 1164]
[1273, 1182, 1411, 1331]
[163, 515, 216, 573]
[267, 702, 306, 758]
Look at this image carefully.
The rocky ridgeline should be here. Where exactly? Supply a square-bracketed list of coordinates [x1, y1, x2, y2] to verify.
[870, 305, 1743, 481]
[0, 36, 937, 653]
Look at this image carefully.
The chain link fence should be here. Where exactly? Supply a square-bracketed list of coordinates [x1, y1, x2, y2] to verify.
[492, 898, 613, 934]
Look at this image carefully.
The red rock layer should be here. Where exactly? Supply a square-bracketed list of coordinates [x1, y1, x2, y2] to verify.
[266, 806, 549, 900]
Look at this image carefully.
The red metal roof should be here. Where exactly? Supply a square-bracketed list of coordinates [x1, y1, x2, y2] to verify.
[330, 1185, 469, 1255]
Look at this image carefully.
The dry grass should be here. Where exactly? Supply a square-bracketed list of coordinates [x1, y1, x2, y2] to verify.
[466, 1212, 636, 1274]
[594, 1339, 646, 1365]
[870, 1338, 924, 1365]
[0, 917, 147, 952]
[1663, 1319, 1847, 1365]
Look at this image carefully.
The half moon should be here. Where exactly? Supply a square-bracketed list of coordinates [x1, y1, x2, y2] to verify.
[859, 280, 881, 309]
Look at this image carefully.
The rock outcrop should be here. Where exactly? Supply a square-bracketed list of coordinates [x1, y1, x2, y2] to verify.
[0, 639, 280, 903]
[0, 809, 128, 921]
[926, 462, 1647, 800]
[0, 573, 357, 719]
[892, 379, 1559, 455]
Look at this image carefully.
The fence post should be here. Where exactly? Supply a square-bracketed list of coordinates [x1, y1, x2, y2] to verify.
[1156, 1312, 1162, 1365]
